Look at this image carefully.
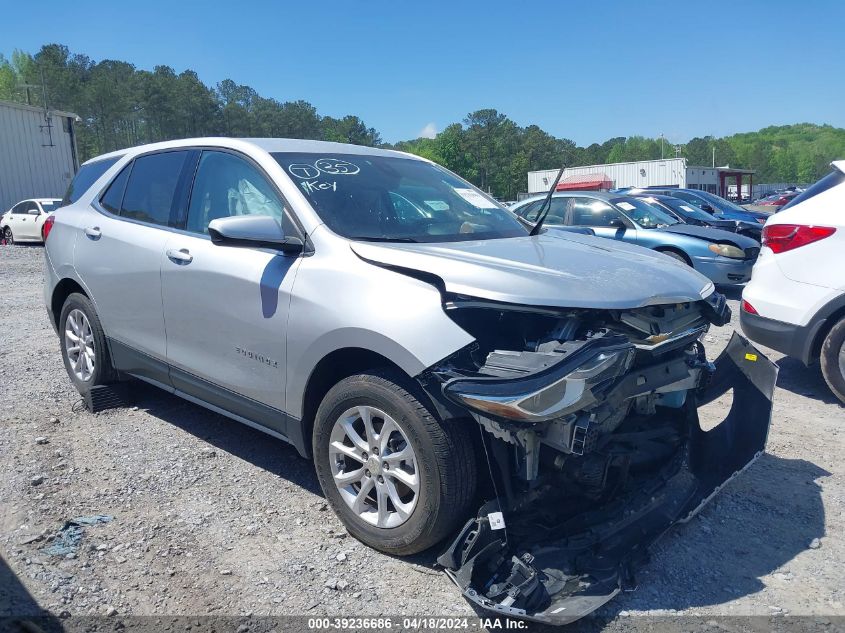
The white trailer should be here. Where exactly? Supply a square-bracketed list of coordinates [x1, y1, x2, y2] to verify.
[0, 99, 79, 212]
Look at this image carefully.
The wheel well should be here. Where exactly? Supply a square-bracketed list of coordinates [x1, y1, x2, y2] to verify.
[810, 303, 845, 363]
[299, 348, 408, 457]
[655, 247, 692, 266]
[51, 279, 88, 329]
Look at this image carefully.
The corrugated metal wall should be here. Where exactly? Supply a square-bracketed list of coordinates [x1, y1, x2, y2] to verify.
[0, 100, 77, 212]
[528, 158, 689, 194]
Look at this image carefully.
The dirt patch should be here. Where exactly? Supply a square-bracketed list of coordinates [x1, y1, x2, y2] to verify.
[1, 244, 843, 625]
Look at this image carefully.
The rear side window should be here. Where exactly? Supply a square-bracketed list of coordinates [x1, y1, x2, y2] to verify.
[100, 165, 131, 215]
[62, 156, 121, 206]
[782, 168, 845, 211]
[121, 151, 189, 227]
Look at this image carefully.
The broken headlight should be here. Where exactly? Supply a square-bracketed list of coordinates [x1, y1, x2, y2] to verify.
[443, 337, 634, 423]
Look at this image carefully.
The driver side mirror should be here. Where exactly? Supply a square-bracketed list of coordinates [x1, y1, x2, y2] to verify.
[208, 215, 303, 254]
[700, 203, 714, 212]
[28, 208, 41, 216]
[608, 218, 627, 229]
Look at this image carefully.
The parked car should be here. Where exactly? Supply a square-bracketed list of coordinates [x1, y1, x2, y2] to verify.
[1, 198, 62, 244]
[741, 161, 845, 404]
[44, 138, 775, 624]
[757, 191, 800, 211]
[511, 192, 760, 285]
[623, 187, 770, 224]
[628, 193, 762, 241]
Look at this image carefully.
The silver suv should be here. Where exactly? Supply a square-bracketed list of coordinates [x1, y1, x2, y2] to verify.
[45, 138, 776, 624]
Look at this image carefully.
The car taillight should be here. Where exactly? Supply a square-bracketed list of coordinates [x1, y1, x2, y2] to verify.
[42, 215, 56, 242]
[762, 224, 836, 253]
[741, 300, 758, 314]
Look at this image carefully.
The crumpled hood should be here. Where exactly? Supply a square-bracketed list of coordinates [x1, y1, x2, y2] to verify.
[350, 232, 714, 309]
[659, 224, 760, 248]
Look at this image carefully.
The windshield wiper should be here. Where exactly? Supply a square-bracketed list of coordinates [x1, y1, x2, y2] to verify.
[348, 236, 419, 243]
[529, 165, 566, 237]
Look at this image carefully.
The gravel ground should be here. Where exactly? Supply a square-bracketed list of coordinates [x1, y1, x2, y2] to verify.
[1, 244, 843, 629]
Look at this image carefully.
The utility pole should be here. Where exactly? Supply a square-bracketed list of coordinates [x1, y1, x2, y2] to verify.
[712, 146, 716, 168]
[660, 133, 664, 159]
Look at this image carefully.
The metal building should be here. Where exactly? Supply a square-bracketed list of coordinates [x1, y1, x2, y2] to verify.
[0, 99, 79, 212]
[527, 158, 754, 199]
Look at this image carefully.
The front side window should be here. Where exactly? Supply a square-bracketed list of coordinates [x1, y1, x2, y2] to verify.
[62, 156, 121, 206]
[186, 151, 292, 235]
[121, 151, 189, 227]
[569, 198, 624, 227]
[272, 152, 527, 243]
[612, 197, 678, 229]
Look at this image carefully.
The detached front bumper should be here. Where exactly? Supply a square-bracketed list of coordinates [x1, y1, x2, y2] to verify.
[438, 333, 777, 625]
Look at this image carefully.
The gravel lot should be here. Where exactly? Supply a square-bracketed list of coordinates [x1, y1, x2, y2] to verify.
[1, 244, 843, 629]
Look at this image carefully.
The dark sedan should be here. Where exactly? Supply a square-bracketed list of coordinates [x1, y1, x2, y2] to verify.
[629, 193, 762, 241]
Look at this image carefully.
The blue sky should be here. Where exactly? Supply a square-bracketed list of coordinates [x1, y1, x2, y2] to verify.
[2, 0, 843, 144]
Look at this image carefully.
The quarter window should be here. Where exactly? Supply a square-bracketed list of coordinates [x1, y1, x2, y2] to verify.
[121, 151, 189, 227]
[62, 156, 121, 206]
[100, 164, 131, 215]
[186, 151, 292, 235]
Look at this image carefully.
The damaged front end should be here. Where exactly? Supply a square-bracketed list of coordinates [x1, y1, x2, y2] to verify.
[422, 292, 777, 625]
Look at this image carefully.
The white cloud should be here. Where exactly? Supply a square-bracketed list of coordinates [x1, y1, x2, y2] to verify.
[418, 122, 437, 139]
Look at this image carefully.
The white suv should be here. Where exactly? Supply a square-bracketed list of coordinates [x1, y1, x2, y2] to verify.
[741, 161, 845, 403]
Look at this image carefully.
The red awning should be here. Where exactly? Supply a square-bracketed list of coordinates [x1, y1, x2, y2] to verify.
[555, 173, 614, 191]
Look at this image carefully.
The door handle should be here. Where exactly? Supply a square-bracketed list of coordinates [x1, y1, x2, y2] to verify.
[84, 226, 101, 239]
[167, 248, 193, 264]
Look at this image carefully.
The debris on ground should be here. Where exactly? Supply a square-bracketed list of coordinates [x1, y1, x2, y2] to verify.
[43, 515, 113, 557]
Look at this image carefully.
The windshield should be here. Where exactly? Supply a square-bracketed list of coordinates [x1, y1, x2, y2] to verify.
[611, 197, 678, 228]
[272, 152, 528, 243]
[40, 201, 61, 212]
[655, 197, 718, 222]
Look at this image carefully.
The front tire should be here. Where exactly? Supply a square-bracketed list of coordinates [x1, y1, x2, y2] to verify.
[820, 317, 845, 405]
[657, 248, 690, 265]
[59, 293, 115, 395]
[313, 370, 477, 555]
[3, 226, 13, 245]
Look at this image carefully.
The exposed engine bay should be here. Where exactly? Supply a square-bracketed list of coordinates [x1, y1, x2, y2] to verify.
[419, 291, 777, 625]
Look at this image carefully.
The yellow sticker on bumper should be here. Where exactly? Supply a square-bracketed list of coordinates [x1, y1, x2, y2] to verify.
[745, 353, 758, 362]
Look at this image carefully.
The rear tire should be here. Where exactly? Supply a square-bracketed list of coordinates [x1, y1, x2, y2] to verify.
[59, 293, 115, 395]
[820, 317, 845, 405]
[312, 369, 477, 555]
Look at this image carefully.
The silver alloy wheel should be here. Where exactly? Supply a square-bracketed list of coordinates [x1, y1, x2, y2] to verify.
[65, 309, 95, 382]
[3, 227, 12, 245]
[329, 405, 420, 528]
